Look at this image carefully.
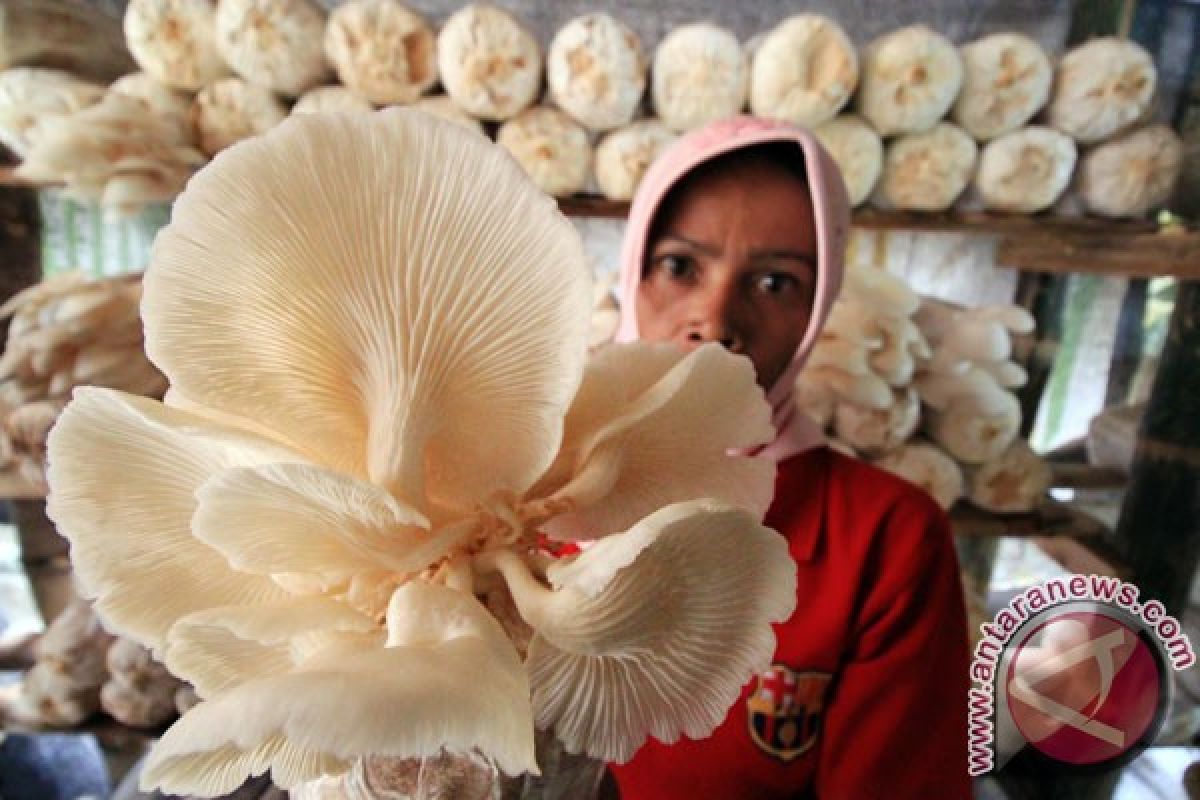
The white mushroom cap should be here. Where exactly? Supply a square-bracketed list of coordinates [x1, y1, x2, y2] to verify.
[874, 441, 964, 510]
[1079, 124, 1183, 217]
[968, 439, 1051, 513]
[813, 114, 882, 207]
[975, 126, 1077, 213]
[652, 23, 748, 132]
[795, 370, 836, 429]
[16, 94, 205, 216]
[952, 32, 1052, 141]
[874, 122, 978, 212]
[927, 391, 1020, 465]
[593, 119, 676, 201]
[834, 385, 920, 457]
[547, 13, 646, 133]
[437, 4, 542, 122]
[484, 500, 795, 762]
[411, 94, 486, 135]
[497, 107, 591, 197]
[1046, 37, 1156, 144]
[805, 365, 893, 410]
[324, 0, 437, 106]
[0, 67, 105, 158]
[749, 14, 858, 128]
[109, 72, 193, 120]
[856, 25, 963, 136]
[190, 77, 286, 156]
[215, 0, 331, 97]
[291, 86, 373, 115]
[124, 0, 229, 91]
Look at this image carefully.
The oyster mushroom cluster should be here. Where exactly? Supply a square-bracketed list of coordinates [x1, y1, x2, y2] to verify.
[0, 273, 165, 491]
[2, 599, 187, 730]
[787, 257, 1050, 516]
[46, 109, 796, 797]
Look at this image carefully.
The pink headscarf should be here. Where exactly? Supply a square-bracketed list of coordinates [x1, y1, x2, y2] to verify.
[614, 115, 850, 463]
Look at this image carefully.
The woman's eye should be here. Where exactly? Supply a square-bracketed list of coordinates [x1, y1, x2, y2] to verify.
[755, 273, 799, 294]
[658, 255, 695, 280]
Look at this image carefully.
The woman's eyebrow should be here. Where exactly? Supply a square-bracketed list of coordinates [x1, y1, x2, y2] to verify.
[656, 233, 721, 256]
[751, 249, 817, 264]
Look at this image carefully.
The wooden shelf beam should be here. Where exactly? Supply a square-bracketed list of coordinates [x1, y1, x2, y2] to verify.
[997, 229, 1200, 279]
[557, 195, 1198, 277]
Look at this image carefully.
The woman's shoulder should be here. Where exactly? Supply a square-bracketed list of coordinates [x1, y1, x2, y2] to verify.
[780, 445, 945, 521]
[772, 446, 951, 562]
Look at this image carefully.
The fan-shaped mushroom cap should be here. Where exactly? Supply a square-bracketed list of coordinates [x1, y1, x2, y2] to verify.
[142, 584, 535, 794]
[290, 86, 373, 115]
[479, 500, 795, 762]
[533, 342, 774, 542]
[411, 94, 486, 134]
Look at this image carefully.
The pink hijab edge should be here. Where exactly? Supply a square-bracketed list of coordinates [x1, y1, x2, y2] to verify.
[613, 115, 850, 463]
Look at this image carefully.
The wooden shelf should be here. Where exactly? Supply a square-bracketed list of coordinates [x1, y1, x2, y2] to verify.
[0, 468, 47, 500]
[0, 166, 44, 189]
[6, 168, 1195, 276]
[557, 195, 1200, 279]
[950, 499, 1130, 578]
[1048, 463, 1128, 490]
[950, 498, 1109, 540]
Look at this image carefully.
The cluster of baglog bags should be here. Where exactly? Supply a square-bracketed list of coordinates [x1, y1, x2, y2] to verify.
[0, 2, 1183, 217]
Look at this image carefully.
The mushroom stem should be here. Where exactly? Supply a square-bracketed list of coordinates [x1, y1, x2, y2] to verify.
[443, 555, 475, 595]
[473, 548, 557, 633]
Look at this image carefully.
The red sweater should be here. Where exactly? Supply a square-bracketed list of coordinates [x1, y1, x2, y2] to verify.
[609, 447, 972, 799]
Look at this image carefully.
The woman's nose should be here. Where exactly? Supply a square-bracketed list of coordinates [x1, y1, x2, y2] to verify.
[684, 283, 743, 352]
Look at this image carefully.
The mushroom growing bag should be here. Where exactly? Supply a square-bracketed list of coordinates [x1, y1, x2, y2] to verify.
[45, 109, 796, 796]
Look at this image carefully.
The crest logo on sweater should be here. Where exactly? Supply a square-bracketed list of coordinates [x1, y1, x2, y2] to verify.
[746, 665, 831, 762]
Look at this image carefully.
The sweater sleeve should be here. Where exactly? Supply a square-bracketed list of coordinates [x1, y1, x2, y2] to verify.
[814, 495, 973, 799]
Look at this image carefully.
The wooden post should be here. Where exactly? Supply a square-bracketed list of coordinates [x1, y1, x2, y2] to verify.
[1111, 280, 1200, 615]
[1104, 279, 1147, 408]
[1014, 271, 1067, 438]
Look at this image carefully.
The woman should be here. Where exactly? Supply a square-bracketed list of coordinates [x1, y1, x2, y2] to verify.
[606, 116, 972, 799]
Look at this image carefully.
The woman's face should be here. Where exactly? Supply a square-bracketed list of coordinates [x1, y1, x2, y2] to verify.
[636, 156, 818, 390]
